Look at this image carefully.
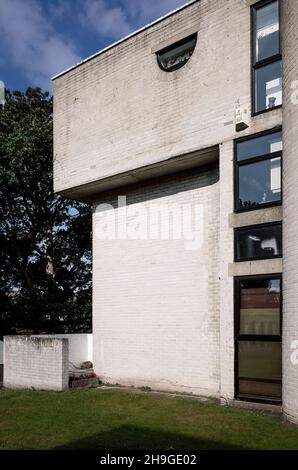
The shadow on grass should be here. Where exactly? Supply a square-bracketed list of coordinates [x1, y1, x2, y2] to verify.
[54, 425, 244, 450]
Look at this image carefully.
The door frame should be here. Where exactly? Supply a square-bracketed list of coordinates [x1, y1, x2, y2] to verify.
[234, 273, 282, 404]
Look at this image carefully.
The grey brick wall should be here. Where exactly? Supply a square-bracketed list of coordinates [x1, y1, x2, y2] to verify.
[52, 0, 297, 419]
[53, 0, 281, 196]
[3, 336, 69, 391]
[282, 0, 298, 425]
[219, 140, 235, 401]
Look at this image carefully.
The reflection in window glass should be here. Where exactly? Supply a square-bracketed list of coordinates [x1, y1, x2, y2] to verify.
[157, 34, 197, 72]
[255, 60, 282, 113]
[239, 341, 282, 380]
[236, 274, 282, 400]
[238, 340, 282, 398]
[238, 157, 281, 209]
[255, 0, 279, 62]
[236, 131, 282, 161]
[239, 278, 281, 336]
[236, 223, 282, 262]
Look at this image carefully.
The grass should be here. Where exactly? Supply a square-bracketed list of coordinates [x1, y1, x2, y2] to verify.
[0, 388, 298, 450]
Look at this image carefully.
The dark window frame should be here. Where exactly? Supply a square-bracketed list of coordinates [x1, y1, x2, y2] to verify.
[234, 221, 282, 262]
[234, 274, 282, 404]
[251, 0, 282, 116]
[234, 127, 283, 213]
[156, 33, 197, 72]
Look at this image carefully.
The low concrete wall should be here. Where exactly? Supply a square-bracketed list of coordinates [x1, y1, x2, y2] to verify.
[3, 336, 69, 391]
[33, 334, 93, 368]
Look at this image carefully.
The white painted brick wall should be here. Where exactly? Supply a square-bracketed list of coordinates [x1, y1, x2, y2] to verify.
[282, 0, 298, 425]
[33, 334, 93, 368]
[3, 336, 69, 391]
[93, 167, 220, 396]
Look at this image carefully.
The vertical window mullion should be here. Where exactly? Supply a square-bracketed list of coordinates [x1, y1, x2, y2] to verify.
[252, 2, 258, 67]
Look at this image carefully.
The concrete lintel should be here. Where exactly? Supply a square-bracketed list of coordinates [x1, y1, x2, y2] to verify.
[150, 25, 199, 53]
[228, 258, 283, 277]
[229, 206, 283, 228]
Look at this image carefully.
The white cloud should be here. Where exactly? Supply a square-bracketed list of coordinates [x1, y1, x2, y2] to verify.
[80, 0, 189, 39]
[0, 0, 191, 90]
[0, 0, 81, 89]
[125, 0, 189, 23]
[48, 0, 72, 20]
[81, 0, 131, 38]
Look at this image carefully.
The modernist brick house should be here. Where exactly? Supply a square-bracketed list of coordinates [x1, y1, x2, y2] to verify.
[53, 0, 298, 423]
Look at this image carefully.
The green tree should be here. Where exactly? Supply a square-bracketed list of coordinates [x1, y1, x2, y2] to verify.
[0, 88, 92, 335]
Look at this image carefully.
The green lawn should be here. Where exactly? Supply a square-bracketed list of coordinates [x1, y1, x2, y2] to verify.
[0, 388, 298, 450]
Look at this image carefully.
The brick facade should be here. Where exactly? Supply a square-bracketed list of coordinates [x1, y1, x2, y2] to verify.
[53, 0, 298, 422]
[282, 0, 298, 425]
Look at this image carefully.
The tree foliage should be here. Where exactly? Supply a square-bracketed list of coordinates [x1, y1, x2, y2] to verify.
[0, 88, 92, 335]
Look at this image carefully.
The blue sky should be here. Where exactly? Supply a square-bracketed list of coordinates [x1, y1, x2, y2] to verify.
[0, 0, 189, 93]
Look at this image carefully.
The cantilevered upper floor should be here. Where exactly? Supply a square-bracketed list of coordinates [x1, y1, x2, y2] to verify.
[53, 0, 282, 201]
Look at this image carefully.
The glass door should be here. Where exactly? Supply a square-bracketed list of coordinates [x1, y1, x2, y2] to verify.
[235, 275, 282, 403]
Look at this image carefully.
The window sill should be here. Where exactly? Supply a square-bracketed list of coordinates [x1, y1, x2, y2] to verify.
[252, 105, 282, 117]
[234, 201, 282, 214]
[229, 206, 282, 229]
[234, 255, 282, 263]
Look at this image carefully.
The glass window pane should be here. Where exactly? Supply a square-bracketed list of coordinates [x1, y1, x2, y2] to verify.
[238, 341, 281, 380]
[157, 35, 197, 72]
[236, 223, 282, 261]
[236, 131, 282, 161]
[238, 340, 281, 398]
[238, 377, 281, 398]
[255, 0, 279, 62]
[239, 278, 281, 335]
[238, 157, 281, 209]
[255, 60, 282, 113]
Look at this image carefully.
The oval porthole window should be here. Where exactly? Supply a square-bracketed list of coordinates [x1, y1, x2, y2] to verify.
[156, 33, 197, 72]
